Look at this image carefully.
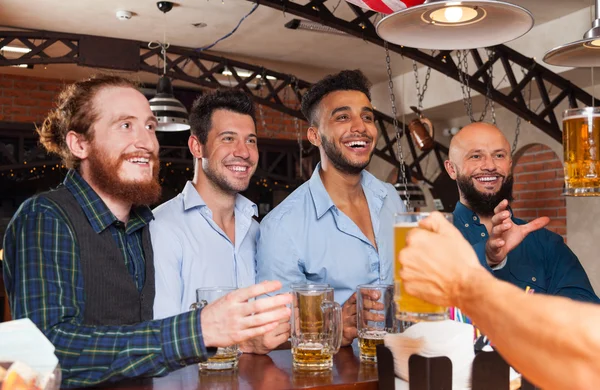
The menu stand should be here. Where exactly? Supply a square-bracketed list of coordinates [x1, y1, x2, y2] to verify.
[376, 345, 522, 390]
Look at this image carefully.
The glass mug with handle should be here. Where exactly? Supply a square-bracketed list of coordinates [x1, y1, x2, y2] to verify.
[394, 212, 453, 322]
[357, 284, 396, 362]
[190, 286, 241, 371]
[563, 107, 600, 196]
[291, 284, 342, 370]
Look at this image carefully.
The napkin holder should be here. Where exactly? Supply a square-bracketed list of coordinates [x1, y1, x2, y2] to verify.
[376, 345, 540, 390]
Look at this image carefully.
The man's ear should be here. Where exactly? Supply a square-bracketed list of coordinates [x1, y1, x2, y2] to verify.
[444, 160, 458, 180]
[188, 135, 204, 159]
[307, 126, 321, 147]
[65, 131, 90, 160]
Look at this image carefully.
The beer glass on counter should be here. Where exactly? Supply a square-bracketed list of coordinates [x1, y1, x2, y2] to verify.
[190, 287, 241, 371]
[357, 284, 395, 362]
[394, 213, 452, 321]
[563, 107, 600, 196]
[291, 284, 342, 370]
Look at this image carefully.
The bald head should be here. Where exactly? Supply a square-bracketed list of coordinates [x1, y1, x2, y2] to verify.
[448, 122, 511, 164]
[444, 122, 513, 215]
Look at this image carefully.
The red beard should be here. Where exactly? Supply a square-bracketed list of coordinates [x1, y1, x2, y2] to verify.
[86, 144, 162, 206]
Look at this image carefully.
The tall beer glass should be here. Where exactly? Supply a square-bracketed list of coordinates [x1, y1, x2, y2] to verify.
[394, 212, 452, 321]
[563, 107, 600, 196]
[291, 284, 342, 370]
[357, 284, 395, 362]
[190, 287, 241, 371]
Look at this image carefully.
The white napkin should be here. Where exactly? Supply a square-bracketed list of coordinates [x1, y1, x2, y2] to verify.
[384, 320, 475, 389]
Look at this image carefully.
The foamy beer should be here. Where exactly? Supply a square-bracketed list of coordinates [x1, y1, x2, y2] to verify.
[563, 107, 600, 196]
[357, 284, 395, 362]
[394, 213, 452, 321]
[190, 287, 241, 371]
[291, 284, 342, 370]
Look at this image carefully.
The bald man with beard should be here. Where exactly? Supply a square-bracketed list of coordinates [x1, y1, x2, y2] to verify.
[444, 122, 599, 303]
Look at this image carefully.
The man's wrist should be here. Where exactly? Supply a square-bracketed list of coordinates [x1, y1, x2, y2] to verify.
[455, 267, 493, 311]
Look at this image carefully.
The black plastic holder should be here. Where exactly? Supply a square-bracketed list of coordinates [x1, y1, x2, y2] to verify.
[376, 345, 539, 390]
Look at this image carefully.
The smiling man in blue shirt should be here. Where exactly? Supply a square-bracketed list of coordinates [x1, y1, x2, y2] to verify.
[256, 70, 406, 345]
[151, 90, 291, 354]
[444, 122, 598, 303]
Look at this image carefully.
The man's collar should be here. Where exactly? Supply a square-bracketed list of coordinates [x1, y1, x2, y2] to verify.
[308, 162, 388, 219]
[63, 169, 153, 234]
[182, 181, 258, 217]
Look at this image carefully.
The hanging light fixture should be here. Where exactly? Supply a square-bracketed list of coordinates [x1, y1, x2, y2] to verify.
[149, 1, 190, 132]
[544, 0, 600, 67]
[376, 0, 534, 50]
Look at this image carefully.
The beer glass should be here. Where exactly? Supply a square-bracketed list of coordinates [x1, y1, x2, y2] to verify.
[291, 284, 342, 370]
[394, 212, 452, 321]
[357, 284, 395, 362]
[563, 107, 600, 196]
[190, 287, 241, 371]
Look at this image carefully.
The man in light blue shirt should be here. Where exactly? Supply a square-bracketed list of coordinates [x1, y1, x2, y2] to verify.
[151, 90, 290, 354]
[256, 70, 406, 345]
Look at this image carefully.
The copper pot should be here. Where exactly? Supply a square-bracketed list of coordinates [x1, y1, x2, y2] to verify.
[408, 106, 434, 151]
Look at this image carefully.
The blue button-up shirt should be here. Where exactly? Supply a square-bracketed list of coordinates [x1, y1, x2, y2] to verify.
[453, 202, 599, 303]
[255, 164, 406, 304]
[151, 181, 259, 319]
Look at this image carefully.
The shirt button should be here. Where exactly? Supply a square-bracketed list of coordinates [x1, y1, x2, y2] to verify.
[464, 223, 469, 228]
[480, 232, 486, 237]
[179, 360, 186, 367]
[473, 216, 477, 221]
[532, 277, 537, 282]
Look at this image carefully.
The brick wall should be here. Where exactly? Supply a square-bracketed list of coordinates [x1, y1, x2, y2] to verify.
[512, 143, 566, 240]
[0, 73, 306, 140]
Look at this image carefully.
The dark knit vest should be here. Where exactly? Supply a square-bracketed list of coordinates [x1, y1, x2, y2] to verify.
[43, 186, 155, 325]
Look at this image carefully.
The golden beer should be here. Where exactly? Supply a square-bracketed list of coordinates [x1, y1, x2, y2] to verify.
[292, 344, 333, 370]
[358, 331, 385, 362]
[394, 213, 451, 321]
[563, 109, 600, 196]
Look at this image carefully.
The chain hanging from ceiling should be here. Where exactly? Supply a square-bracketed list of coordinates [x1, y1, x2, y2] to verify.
[385, 41, 411, 210]
[456, 48, 496, 124]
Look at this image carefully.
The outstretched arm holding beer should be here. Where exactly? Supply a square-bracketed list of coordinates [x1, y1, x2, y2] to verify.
[398, 212, 600, 390]
[484, 199, 549, 266]
[201, 281, 292, 348]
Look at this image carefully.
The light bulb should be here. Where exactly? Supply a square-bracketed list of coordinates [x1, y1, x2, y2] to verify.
[444, 6, 463, 23]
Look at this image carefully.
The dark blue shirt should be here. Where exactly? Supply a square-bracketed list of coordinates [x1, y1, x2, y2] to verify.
[453, 202, 599, 303]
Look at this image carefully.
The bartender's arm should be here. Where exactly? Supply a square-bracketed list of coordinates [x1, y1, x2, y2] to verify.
[398, 212, 600, 390]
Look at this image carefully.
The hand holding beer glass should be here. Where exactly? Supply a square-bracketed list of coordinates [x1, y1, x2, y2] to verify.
[191, 287, 241, 371]
[394, 213, 452, 322]
[291, 284, 342, 370]
[357, 284, 395, 362]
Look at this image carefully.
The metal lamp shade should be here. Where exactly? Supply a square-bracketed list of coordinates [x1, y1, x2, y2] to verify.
[544, 17, 600, 67]
[376, 0, 534, 50]
[149, 76, 190, 132]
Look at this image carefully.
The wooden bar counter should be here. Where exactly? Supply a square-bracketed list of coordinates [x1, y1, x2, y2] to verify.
[90, 345, 379, 390]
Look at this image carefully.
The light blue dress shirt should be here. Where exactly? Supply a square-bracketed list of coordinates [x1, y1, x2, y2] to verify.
[151, 181, 259, 319]
[256, 163, 406, 305]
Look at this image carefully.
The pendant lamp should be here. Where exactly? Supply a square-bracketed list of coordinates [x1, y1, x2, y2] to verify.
[376, 0, 534, 50]
[544, 0, 600, 67]
[149, 1, 190, 132]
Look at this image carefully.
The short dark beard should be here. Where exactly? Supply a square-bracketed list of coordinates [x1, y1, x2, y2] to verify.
[456, 174, 514, 217]
[87, 143, 162, 206]
[321, 133, 372, 175]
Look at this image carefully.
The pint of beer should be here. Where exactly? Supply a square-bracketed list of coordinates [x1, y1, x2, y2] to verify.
[563, 107, 600, 196]
[357, 284, 395, 362]
[394, 213, 452, 322]
[190, 287, 241, 371]
[291, 284, 342, 370]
